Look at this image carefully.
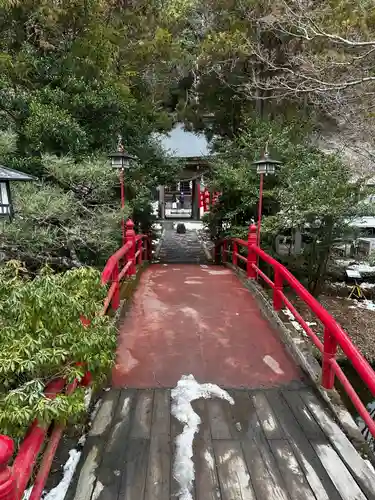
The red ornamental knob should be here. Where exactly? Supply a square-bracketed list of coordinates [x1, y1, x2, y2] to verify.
[0, 436, 15, 500]
[80, 371, 92, 387]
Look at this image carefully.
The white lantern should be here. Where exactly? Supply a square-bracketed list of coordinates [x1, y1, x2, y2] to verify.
[252, 151, 282, 176]
[0, 165, 36, 218]
[109, 151, 136, 170]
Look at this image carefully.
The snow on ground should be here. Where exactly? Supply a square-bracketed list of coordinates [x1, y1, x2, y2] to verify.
[84, 388, 93, 410]
[151, 201, 158, 217]
[331, 281, 375, 289]
[349, 263, 375, 273]
[334, 259, 375, 273]
[334, 259, 355, 267]
[282, 309, 317, 335]
[171, 374, 234, 500]
[23, 487, 33, 500]
[349, 300, 375, 312]
[361, 282, 375, 289]
[43, 449, 81, 500]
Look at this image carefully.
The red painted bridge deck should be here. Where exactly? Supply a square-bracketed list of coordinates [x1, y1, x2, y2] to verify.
[113, 264, 303, 388]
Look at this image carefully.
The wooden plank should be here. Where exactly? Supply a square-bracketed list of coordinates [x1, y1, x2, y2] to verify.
[207, 399, 233, 440]
[282, 390, 325, 440]
[119, 439, 149, 500]
[130, 389, 154, 438]
[89, 390, 122, 437]
[92, 390, 135, 500]
[251, 392, 285, 440]
[69, 390, 121, 500]
[227, 390, 260, 440]
[269, 440, 316, 500]
[301, 389, 375, 500]
[71, 445, 101, 500]
[267, 390, 342, 500]
[241, 436, 289, 500]
[312, 443, 367, 500]
[213, 440, 256, 500]
[194, 400, 222, 500]
[150, 389, 170, 435]
[144, 390, 170, 500]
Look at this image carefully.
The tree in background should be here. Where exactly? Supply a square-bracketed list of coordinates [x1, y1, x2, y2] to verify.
[0, 131, 179, 270]
[161, 0, 375, 157]
[206, 117, 374, 296]
[0, 1, 186, 269]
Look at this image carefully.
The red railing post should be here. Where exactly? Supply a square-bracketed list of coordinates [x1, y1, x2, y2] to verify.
[0, 436, 16, 500]
[147, 235, 152, 261]
[273, 269, 283, 311]
[125, 219, 136, 276]
[233, 240, 238, 266]
[322, 327, 338, 389]
[112, 263, 120, 310]
[247, 224, 257, 279]
[137, 238, 143, 266]
[222, 240, 228, 263]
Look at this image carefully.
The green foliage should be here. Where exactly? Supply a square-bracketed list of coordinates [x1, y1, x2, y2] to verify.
[0, 0, 181, 179]
[0, 141, 179, 270]
[206, 118, 373, 295]
[0, 159, 123, 270]
[205, 118, 301, 236]
[0, 261, 116, 437]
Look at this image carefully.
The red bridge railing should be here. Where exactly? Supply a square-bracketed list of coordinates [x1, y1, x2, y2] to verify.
[101, 219, 151, 313]
[217, 224, 375, 439]
[0, 219, 151, 500]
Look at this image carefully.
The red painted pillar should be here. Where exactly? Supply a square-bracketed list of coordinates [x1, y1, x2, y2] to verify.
[273, 269, 283, 311]
[247, 224, 257, 279]
[111, 263, 120, 310]
[322, 327, 338, 389]
[233, 241, 238, 266]
[120, 169, 126, 247]
[222, 240, 228, 263]
[0, 436, 16, 500]
[146, 234, 152, 261]
[196, 183, 201, 219]
[137, 238, 143, 266]
[125, 219, 136, 276]
[257, 173, 264, 248]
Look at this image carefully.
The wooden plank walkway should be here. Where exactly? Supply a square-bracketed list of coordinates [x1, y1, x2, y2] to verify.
[67, 386, 375, 500]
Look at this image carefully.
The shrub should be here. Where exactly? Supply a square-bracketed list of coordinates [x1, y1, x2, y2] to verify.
[0, 262, 116, 438]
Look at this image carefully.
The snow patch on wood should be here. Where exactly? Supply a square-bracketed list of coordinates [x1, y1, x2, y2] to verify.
[44, 449, 81, 500]
[171, 374, 234, 500]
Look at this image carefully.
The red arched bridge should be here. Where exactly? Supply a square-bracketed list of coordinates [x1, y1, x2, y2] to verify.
[1, 220, 375, 500]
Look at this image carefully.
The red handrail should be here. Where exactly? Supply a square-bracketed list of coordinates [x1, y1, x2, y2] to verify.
[217, 224, 375, 439]
[101, 219, 151, 314]
[0, 374, 91, 500]
[0, 220, 151, 500]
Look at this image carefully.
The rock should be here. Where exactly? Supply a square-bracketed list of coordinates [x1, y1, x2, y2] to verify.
[176, 223, 186, 234]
